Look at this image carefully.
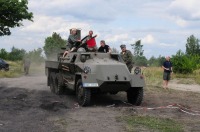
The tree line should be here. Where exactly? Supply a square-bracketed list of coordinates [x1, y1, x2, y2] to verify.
[2, 33, 199, 74]
[0, 47, 44, 64]
[131, 35, 200, 74]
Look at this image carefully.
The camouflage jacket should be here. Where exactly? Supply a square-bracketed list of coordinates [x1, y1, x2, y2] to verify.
[120, 50, 133, 65]
[67, 34, 79, 49]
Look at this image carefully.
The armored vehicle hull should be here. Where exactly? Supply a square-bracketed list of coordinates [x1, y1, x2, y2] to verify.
[45, 52, 145, 106]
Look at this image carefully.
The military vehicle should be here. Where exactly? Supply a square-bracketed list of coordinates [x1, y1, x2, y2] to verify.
[45, 29, 145, 106]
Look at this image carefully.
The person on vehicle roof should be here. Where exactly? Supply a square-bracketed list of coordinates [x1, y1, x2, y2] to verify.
[63, 28, 81, 57]
[98, 40, 111, 53]
[120, 44, 133, 73]
[68, 28, 81, 51]
[82, 30, 97, 51]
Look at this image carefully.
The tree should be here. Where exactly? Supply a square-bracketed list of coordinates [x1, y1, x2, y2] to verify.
[43, 32, 67, 59]
[171, 50, 200, 74]
[111, 47, 119, 53]
[0, 48, 8, 59]
[8, 46, 26, 61]
[186, 35, 200, 55]
[131, 40, 147, 66]
[131, 40, 144, 56]
[134, 56, 148, 66]
[0, 0, 33, 36]
[148, 55, 165, 67]
[25, 48, 44, 64]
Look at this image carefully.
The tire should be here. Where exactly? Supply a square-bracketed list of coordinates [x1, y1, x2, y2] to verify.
[76, 79, 91, 106]
[127, 87, 143, 106]
[54, 73, 64, 95]
[49, 73, 55, 93]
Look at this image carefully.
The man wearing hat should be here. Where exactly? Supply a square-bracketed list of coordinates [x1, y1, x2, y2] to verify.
[120, 44, 133, 72]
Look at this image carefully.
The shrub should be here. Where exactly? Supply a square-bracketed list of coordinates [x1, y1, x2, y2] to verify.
[171, 50, 200, 74]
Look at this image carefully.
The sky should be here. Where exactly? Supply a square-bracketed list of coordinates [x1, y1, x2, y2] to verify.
[1, 0, 200, 58]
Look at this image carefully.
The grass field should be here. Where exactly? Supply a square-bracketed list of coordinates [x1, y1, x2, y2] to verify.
[0, 60, 44, 78]
[120, 67, 200, 132]
[121, 115, 183, 132]
[142, 66, 200, 86]
[0, 61, 23, 78]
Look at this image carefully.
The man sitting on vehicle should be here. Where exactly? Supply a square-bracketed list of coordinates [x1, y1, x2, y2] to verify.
[98, 40, 111, 53]
[63, 28, 81, 57]
[82, 30, 97, 51]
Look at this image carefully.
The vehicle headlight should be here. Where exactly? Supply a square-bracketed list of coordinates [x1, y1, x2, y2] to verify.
[134, 67, 141, 74]
[83, 66, 91, 74]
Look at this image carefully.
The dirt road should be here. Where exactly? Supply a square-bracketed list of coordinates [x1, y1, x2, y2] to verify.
[1, 74, 200, 132]
[0, 74, 126, 132]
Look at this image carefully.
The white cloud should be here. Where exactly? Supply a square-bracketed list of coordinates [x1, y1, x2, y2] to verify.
[21, 15, 91, 35]
[105, 34, 130, 43]
[168, 0, 200, 20]
[141, 34, 155, 44]
[159, 43, 176, 47]
[2, 0, 200, 59]
[174, 17, 188, 27]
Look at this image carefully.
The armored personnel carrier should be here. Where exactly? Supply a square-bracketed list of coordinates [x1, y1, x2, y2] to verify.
[45, 29, 145, 106]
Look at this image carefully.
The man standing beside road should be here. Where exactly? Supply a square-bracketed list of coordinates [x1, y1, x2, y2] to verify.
[120, 44, 133, 73]
[162, 56, 173, 89]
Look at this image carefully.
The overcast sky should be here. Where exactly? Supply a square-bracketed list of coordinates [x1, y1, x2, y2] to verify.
[1, 0, 200, 58]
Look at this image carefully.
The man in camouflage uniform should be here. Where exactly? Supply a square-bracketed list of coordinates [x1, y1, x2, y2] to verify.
[120, 44, 133, 72]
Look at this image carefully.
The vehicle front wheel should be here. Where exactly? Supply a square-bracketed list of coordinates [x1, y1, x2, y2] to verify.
[76, 79, 91, 106]
[127, 87, 143, 106]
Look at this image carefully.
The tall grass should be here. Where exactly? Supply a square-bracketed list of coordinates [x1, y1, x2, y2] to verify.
[0, 61, 23, 78]
[142, 67, 200, 86]
[193, 69, 200, 84]
[142, 67, 163, 87]
[0, 61, 45, 78]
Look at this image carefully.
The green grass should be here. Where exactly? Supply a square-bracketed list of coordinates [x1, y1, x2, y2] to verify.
[143, 67, 200, 86]
[0, 60, 45, 78]
[142, 67, 163, 87]
[193, 69, 200, 85]
[0, 61, 23, 78]
[122, 115, 184, 132]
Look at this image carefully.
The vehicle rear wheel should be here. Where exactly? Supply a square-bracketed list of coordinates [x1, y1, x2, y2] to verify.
[76, 79, 91, 106]
[54, 73, 64, 95]
[127, 87, 143, 106]
[49, 73, 55, 93]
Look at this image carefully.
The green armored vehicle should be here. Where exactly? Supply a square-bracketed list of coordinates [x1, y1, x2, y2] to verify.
[45, 30, 145, 106]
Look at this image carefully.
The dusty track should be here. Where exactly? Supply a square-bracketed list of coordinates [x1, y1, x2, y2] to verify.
[0, 74, 200, 132]
[0, 74, 126, 132]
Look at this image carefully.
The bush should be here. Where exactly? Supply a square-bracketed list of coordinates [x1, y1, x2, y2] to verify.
[171, 50, 200, 74]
